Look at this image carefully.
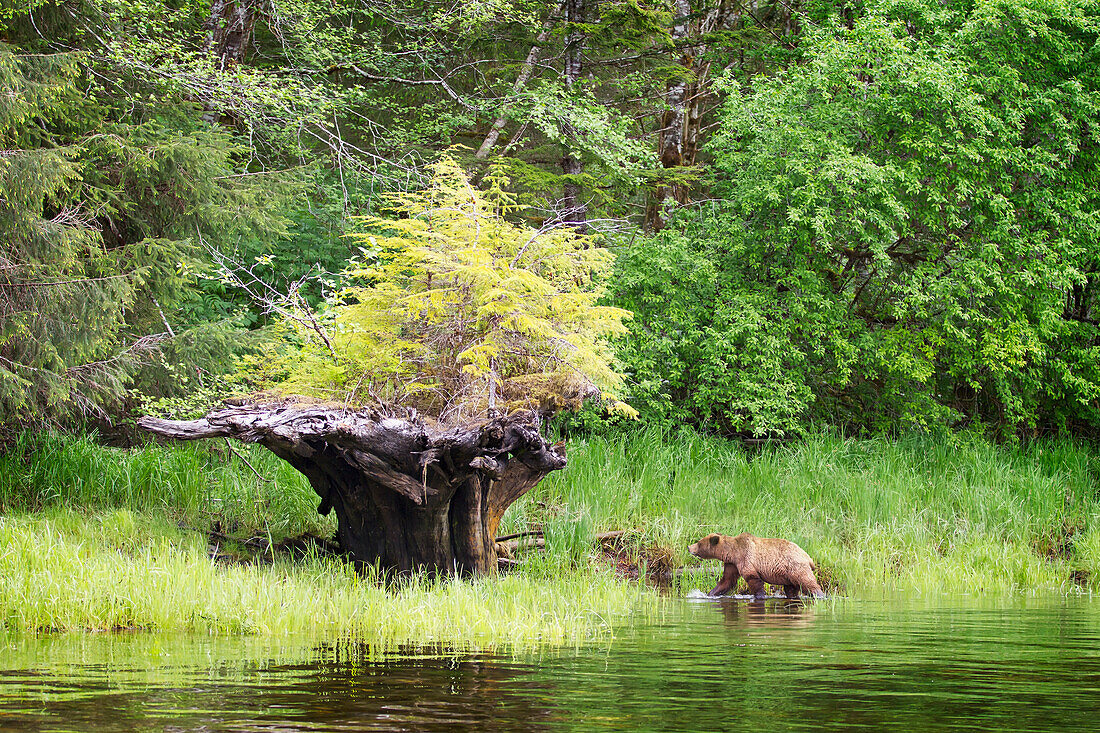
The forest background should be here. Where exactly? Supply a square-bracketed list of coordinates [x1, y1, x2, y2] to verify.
[4, 0, 1099, 441]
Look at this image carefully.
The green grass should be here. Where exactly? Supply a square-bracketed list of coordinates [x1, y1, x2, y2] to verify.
[0, 431, 332, 541]
[502, 429, 1100, 596]
[0, 508, 655, 645]
[0, 428, 1097, 642]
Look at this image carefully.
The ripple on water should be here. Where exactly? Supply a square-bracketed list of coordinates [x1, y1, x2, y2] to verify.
[0, 596, 1098, 732]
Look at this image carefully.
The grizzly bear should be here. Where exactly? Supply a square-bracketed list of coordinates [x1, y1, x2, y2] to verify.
[689, 532, 825, 599]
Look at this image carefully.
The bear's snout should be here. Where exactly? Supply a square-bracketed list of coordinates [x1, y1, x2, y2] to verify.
[688, 542, 701, 557]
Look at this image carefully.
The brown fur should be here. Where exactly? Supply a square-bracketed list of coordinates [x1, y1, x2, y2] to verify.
[688, 532, 825, 599]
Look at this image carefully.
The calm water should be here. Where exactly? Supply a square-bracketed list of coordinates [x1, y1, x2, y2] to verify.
[2, 595, 1098, 732]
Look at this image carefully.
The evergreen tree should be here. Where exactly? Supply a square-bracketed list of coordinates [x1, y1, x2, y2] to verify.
[278, 156, 633, 422]
[0, 36, 294, 427]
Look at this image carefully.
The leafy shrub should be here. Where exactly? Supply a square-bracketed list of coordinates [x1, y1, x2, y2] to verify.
[614, 0, 1100, 437]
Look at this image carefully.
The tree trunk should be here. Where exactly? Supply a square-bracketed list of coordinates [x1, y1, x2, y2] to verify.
[200, 0, 260, 123]
[658, 0, 695, 173]
[648, 0, 709, 230]
[205, 0, 258, 68]
[560, 0, 588, 231]
[138, 404, 566, 575]
[476, 8, 560, 159]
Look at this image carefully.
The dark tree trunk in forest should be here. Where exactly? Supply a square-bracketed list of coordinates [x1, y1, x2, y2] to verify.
[646, 1, 799, 231]
[201, 0, 260, 123]
[138, 405, 566, 575]
[648, 0, 707, 230]
[658, 0, 696, 172]
[205, 0, 258, 68]
[561, 0, 588, 231]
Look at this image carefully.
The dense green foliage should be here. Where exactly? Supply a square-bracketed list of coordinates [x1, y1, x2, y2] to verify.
[4, 0, 1100, 437]
[616, 0, 1100, 437]
[0, 12, 302, 426]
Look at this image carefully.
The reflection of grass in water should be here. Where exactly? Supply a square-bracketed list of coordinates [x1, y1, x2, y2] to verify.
[503, 429, 1100, 596]
[0, 509, 655, 645]
[0, 631, 326, 690]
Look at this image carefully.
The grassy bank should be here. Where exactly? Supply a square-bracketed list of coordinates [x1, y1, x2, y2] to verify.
[0, 432, 332, 542]
[0, 429, 1097, 640]
[0, 509, 654, 645]
[509, 430, 1100, 596]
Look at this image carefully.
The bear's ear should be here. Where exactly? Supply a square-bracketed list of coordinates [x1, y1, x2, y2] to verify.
[709, 535, 719, 546]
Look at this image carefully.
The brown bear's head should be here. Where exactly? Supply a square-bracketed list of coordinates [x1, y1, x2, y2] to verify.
[688, 533, 723, 559]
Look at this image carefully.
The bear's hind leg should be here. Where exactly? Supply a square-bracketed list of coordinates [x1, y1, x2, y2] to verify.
[745, 575, 767, 600]
[783, 584, 799, 598]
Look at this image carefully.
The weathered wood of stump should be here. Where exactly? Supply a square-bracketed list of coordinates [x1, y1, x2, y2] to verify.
[137, 405, 566, 575]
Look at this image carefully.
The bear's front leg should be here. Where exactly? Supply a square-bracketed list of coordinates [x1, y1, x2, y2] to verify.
[710, 563, 739, 596]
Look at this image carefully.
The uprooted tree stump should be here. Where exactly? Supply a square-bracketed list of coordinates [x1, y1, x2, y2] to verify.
[138, 404, 566, 575]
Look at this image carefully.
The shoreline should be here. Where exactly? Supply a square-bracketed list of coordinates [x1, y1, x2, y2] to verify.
[1, 429, 1098, 641]
[0, 505, 1094, 642]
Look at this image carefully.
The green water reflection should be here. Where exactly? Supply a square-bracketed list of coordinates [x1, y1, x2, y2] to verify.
[2, 596, 1098, 731]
